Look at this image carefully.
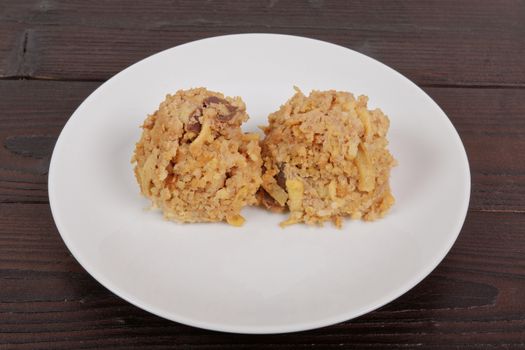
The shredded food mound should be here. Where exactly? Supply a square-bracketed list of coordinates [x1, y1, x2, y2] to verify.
[258, 88, 396, 227]
[132, 88, 262, 226]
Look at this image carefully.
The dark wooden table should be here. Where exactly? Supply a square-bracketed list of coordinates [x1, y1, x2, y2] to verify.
[1, 1, 524, 349]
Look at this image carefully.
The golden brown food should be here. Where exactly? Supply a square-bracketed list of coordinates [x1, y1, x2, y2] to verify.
[132, 88, 262, 226]
[258, 88, 396, 227]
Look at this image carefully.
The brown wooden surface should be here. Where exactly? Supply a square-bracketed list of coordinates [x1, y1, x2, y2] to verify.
[0, 1, 524, 349]
[0, 0, 524, 85]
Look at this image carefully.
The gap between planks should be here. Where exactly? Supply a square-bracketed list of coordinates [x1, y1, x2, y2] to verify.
[1, 77, 525, 89]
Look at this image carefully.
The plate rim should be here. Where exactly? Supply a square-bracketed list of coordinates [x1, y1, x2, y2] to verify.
[48, 33, 471, 334]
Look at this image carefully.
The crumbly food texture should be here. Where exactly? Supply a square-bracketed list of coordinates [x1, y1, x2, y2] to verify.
[132, 88, 262, 226]
[258, 88, 396, 227]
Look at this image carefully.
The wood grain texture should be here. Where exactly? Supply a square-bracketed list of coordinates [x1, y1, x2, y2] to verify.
[425, 87, 525, 213]
[1, 80, 524, 212]
[0, 204, 524, 349]
[0, 81, 100, 204]
[1, 1, 524, 348]
[0, 24, 26, 78]
[0, 0, 524, 84]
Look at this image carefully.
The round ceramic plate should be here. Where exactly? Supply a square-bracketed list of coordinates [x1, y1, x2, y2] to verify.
[49, 34, 470, 334]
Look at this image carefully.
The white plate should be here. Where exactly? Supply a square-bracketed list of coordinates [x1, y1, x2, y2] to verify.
[49, 34, 470, 334]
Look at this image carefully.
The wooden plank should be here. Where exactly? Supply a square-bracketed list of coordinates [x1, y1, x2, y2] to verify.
[426, 87, 525, 213]
[0, 0, 523, 84]
[0, 24, 26, 77]
[0, 81, 100, 203]
[1, 0, 523, 39]
[0, 204, 523, 348]
[1, 80, 524, 212]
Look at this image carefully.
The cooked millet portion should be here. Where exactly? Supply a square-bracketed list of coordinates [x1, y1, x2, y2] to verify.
[132, 88, 262, 226]
[258, 88, 396, 227]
